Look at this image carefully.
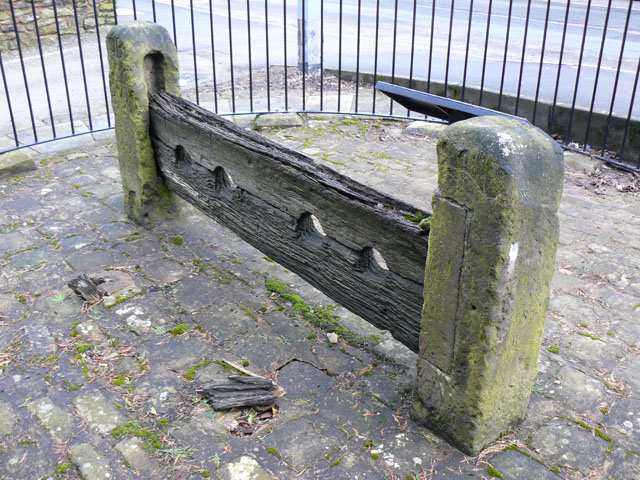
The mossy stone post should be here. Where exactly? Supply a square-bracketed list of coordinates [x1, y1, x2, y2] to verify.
[107, 22, 180, 226]
[412, 116, 564, 455]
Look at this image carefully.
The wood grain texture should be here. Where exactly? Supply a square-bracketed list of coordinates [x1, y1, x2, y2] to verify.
[149, 91, 429, 352]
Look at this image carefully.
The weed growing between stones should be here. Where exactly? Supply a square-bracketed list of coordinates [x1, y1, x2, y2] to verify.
[264, 276, 382, 348]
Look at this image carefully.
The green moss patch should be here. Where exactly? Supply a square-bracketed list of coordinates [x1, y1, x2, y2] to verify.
[185, 361, 209, 381]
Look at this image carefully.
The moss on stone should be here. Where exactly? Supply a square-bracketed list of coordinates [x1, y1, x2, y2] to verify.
[486, 465, 505, 480]
[265, 276, 287, 293]
[170, 323, 190, 335]
[185, 361, 209, 381]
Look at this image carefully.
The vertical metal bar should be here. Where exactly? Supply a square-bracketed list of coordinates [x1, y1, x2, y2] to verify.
[337, 0, 342, 111]
[372, 0, 380, 113]
[479, 0, 492, 106]
[515, 0, 532, 116]
[227, 0, 236, 112]
[550, 0, 571, 134]
[132, 0, 137, 20]
[52, 0, 74, 133]
[462, 0, 474, 102]
[532, 0, 551, 124]
[566, 0, 592, 144]
[0, 50, 18, 147]
[265, 0, 271, 111]
[91, 0, 111, 128]
[427, 0, 435, 93]
[209, 0, 219, 113]
[171, 0, 177, 47]
[284, 0, 288, 111]
[112, 0, 118, 24]
[8, 0, 38, 142]
[320, 0, 324, 111]
[602, 1, 633, 156]
[30, 0, 56, 138]
[247, 0, 254, 112]
[71, 0, 93, 130]
[302, 0, 306, 111]
[355, 0, 361, 112]
[407, 0, 417, 116]
[584, 1, 612, 147]
[152, 0, 156, 23]
[620, 59, 640, 162]
[498, 0, 513, 110]
[443, 0, 455, 98]
[390, 0, 399, 115]
[190, 0, 199, 104]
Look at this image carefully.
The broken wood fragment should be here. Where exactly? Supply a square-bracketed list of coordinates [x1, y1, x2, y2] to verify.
[68, 274, 107, 303]
[197, 375, 278, 411]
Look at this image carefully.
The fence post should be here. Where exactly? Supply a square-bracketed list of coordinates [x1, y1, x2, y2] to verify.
[106, 21, 180, 226]
[297, 0, 321, 74]
[412, 116, 564, 455]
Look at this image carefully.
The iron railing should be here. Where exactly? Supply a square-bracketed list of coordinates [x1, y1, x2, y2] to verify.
[0, 0, 639, 171]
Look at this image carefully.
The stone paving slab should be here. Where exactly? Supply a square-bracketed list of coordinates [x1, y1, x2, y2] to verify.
[0, 116, 638, 479]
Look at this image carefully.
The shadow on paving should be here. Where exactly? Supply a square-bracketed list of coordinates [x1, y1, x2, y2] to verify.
[0, 117, 639, 479]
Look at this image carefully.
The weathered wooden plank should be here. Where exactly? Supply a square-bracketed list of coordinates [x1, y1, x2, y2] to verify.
[149, 91, 426, 352]
[149, 91, 429, 284]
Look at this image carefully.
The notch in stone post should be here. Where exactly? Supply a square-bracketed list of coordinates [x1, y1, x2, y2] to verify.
[106, 21, 180, 226]
[412, 116, 564, 455]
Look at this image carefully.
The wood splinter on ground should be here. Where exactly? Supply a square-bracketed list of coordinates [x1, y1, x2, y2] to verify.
[67, 274, 107, 309]
[197, 360, 282, 410]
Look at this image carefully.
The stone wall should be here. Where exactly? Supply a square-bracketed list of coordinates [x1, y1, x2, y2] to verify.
[0, 0, 115, 52]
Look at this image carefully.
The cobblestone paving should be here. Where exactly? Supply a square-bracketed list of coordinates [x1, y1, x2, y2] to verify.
[0, 116, 639, 479]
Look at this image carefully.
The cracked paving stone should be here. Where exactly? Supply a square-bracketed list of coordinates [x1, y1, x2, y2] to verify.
[75, 321, 106, 342]
[263, 418, 342, 471]
[115, 437, 162, 477]
[19, 323, 55, 356]
[103, 285, 143, 309]
[314, 452, 384, 480]
[0, 399, 16, 435]
[73, 390, 126, 435]
[620, 355, 640, 392]
[219, 455, 273, 480]
[311, 342, 361, 376]
[28, 396, 75, 441]
[139, 257, 189, 285]
[276, 360, 334, 399]
[528, 418, 611, 474]
[70, 443, 113, 480]
[552, 366, 605, 412]
[0, 444, 52, 480]
[170, 275, 220, 312]
[195, 302, 259, 341]
[487, 448, 560, 479]
[601, 396, 640, 449]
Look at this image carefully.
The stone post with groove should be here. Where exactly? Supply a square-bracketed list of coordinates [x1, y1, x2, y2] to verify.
[412, 116, 564, 455]
[106, 21, 180, 226]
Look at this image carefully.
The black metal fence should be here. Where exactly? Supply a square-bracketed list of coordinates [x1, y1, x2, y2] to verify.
[0, 0, 639, 171]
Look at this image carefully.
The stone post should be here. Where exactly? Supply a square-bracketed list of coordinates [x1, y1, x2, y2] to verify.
[411, 116, 564, 455]
[106, 21, 180, 226]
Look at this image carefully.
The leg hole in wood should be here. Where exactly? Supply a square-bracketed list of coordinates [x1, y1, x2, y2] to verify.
[213, 166, 236, 190]
[298, 213, 326, 238]
[362, 247, 389, 271]
[174, 145, 193, 167]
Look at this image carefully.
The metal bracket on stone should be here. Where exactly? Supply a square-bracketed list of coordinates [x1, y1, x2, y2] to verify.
[375, 81, 525, 124]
